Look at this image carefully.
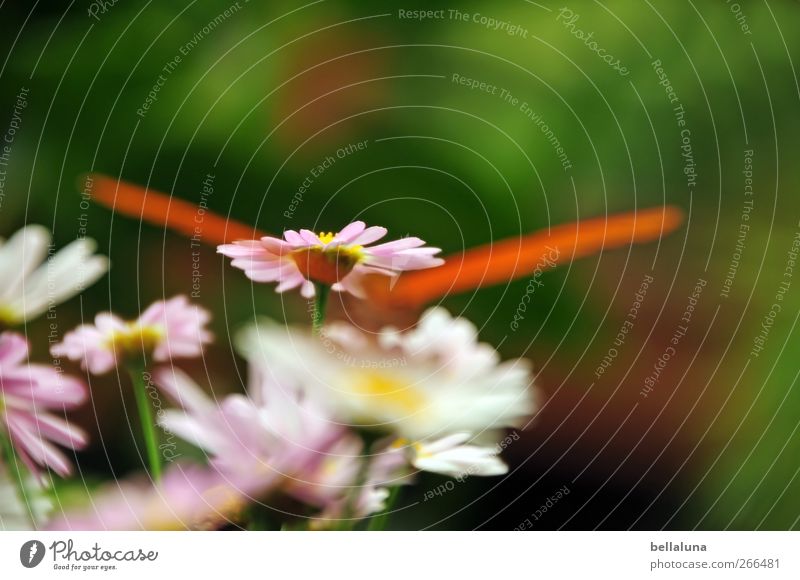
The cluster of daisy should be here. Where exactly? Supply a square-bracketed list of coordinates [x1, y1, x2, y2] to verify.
[0, 226, 106, 528]
[1, 221, 536, 531]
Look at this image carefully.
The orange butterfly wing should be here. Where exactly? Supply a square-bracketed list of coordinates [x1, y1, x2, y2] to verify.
[366, 205, 684, 307]
[87, 174, 264, 245]
[87, 174, 683, 307]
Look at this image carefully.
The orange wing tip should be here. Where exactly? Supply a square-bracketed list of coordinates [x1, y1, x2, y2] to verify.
[83, 173, 266, 246]
[622, 204, 684, 243]
[661, 205, 685, 235]
[368, 205, 685, 307]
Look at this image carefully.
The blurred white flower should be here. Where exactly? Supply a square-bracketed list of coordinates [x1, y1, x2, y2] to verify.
[405, 432, 508, 478]
[239, 307, 536, 477]
[0, 225, 108, 325]
[0, 467, 51, 530]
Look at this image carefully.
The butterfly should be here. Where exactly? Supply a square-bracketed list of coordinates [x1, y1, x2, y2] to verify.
[86, 174, 684, 308]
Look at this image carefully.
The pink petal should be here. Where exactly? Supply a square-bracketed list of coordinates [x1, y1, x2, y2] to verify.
[336, 272, 368, 298]
[367, 237, 426, 255]
[94, 312, 127, 333]
[299, 230, 323, 245]
[8, 420, 73, 477]
[260, 238, 292, 255]
[14, 410, 88, 449]
[283, 230, 306, 247]
[350, 226, 387, 246]
[10, 368, 88, 408]
[217, 241, 267, 258]
[153, 367, 214, 415]
[366, 252, 444, 271]
[300, 280, 315, 298]
[332, 221, 366, 243]
[0, 332, 29, 366]
[275, 273, 306, 293]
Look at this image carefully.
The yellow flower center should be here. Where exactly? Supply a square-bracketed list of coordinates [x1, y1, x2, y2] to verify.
[0, 305, 19, 326]
[290, 232, 366, 285]
[390, 437, 430, 459]
[318, 231, 336, 244]
[143, 503, 187, 531]
[105, 323, 165, 355]
[413, 442, 432, 459]
[142, 484, 245, 530]
[390, 437, 409, 449]
[351, 371, 426, 416]
[196, 484, 246, 530]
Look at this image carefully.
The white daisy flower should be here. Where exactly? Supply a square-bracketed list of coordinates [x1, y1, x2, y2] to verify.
[238, 307, 536, 477]
[0, 467, 52, 530]
[0, 225, 109, 325]
[405, 432, 508, 478]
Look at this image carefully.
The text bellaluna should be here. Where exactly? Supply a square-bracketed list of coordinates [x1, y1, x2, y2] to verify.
[651, 541, 707, 552]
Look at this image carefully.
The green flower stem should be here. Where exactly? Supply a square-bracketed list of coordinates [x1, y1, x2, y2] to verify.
[247, 505, 278, 531]
[128, 364, 162, 482]
[312, 283, 330, 336]
[0, 431, 36, 528]
[337, 431, 382, 530]
[367, 485, 401, 531]
[338, 456, 372, 530]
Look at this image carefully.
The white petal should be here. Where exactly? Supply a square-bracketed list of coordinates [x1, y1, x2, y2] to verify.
[11, 238, 108, 321]
[0, 225, 50, 309]
[152, 367, 214, 415]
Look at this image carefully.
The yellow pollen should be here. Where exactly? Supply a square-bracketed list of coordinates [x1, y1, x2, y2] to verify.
[390, 437, 409, 449]
[413, 442, 432, 460]
[333, 244, 365, 265]
[351, 371, 426, 415]
[0, 305, 19, 326]
[196, 485, 246, 530]
[320, 456, 341, 478]
[318, 231, 336, 244]
[390, 438, 430, 459]
[143, 505, 186, 531]
[106, 323, 164, 354]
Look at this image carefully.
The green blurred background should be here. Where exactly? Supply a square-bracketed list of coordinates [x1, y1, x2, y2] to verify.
[1, 0, 799, 529]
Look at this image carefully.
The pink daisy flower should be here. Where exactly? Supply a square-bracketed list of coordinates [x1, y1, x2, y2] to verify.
[45, 463, 252, 531]
[0, 332, 88, 478]
[153, 365, 408, 523]
[51, 295, 212, 375]
[154, 365, 342, 488]
[217, 221, 444, 298]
